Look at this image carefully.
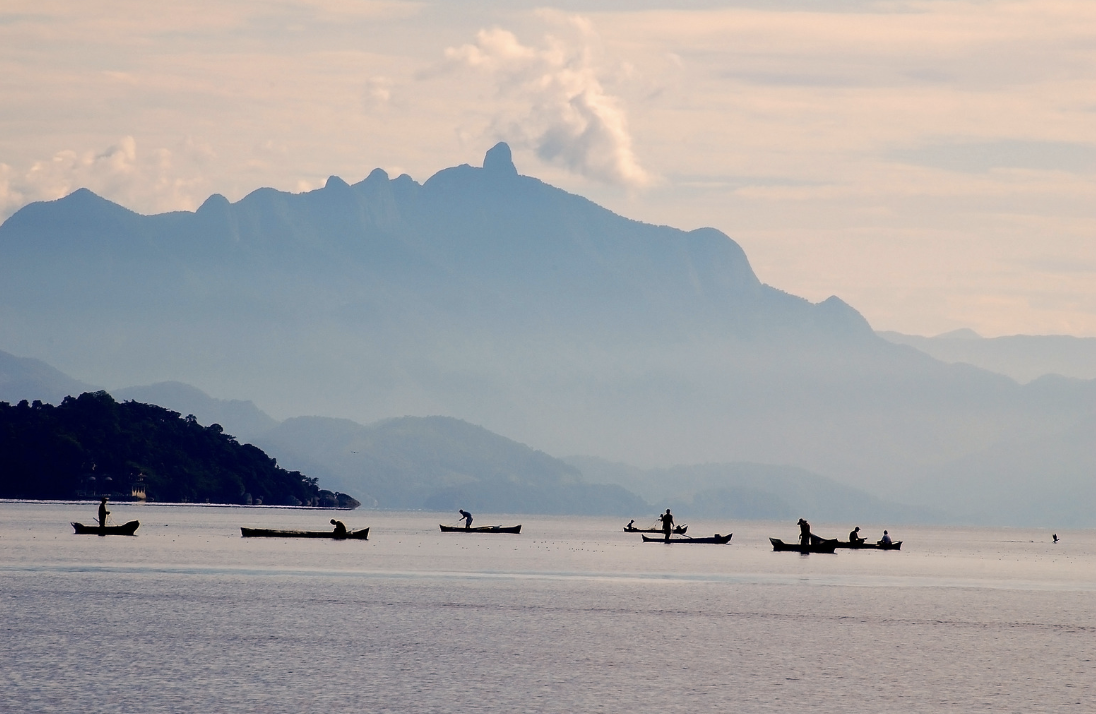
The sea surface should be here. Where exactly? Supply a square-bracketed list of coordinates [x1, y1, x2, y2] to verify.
[1, 501, 1093, 713]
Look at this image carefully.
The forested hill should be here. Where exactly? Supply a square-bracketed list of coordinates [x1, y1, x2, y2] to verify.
[0, 391, 358, 507]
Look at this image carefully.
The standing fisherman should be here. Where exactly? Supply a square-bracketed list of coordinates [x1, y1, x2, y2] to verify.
[798, 518, 812, 548]
[98, 497, 110, 529]
[659, 509, 675, 542]
[459, 509, 473, 530]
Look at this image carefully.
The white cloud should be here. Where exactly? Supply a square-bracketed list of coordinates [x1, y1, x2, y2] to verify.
[446, 19, 653, 188]
[0, 137, 211, 218]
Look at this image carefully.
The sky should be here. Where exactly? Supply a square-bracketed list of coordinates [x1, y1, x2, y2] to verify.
[2, 0, 1095, 337]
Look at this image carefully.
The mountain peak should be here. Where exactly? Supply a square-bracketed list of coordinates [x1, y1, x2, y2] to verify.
[196, 193, 229, 214]
[364, 167, 389, 183]
[483, 142, 517, 177]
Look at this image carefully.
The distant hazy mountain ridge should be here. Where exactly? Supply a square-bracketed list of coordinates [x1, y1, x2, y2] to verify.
[567, 456, 941, 525]
[879, 329, 1096, 382]
[253, 414, 648, 515]
[1, 351, 941, 519]
[2, 144, 1094, 525]
[0, 349, 95, 405]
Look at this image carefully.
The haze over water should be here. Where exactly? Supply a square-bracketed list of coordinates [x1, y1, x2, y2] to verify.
[3, 502, 1094, 713]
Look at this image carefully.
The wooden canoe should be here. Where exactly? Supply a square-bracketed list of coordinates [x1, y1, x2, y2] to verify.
[625, 525, 687, 535]
[641, 533, 732, 544]
[240, 527, 369, 539]
[769, 537, 838, 553]
[835, 540, 902, 550]
[439, 524, 521, 534]
[72, 520, 140, 535]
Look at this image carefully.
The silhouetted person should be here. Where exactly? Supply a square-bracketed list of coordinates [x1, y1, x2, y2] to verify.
[849, 526, 864, 545]
[660, 509, 675, 541]
[1053, 533, 1059, 543]
[626, 519, 635, 530]
[798, 518, 811, 547]
[331, 519, 347, 537]
[98, 497, 110, 528]
[881, 530, 892, 545]
[459, 509, 473, 529]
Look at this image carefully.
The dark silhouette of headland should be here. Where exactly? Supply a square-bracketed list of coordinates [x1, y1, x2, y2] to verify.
[0, 391, 358, 507]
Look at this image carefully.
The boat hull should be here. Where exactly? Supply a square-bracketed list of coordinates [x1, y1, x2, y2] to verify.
[641, 533, 732, 544]
[769, 537, 838, 553]
[240, 527, 369, 539]
[835, 540, 902, 550]
[625, 525, 687, 535]
[72, 520, 140, 535]
[439, 525, 521, 534]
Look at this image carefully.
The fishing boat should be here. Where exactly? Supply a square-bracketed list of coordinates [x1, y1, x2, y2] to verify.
[769, 537, 838, 553]
[624, 524, 688, 535]
[835, 540, 902, 550]
[240, 527, 369, 539]
[641, 533, 731, 544]
[71, 520, 140, 535]
[439, 524, 521, 534]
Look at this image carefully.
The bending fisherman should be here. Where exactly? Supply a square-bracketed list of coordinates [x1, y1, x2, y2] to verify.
[330, 519, 347, 537]
[459, 509, 473, 530]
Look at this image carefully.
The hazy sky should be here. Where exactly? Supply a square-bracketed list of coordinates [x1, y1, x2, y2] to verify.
[3, 0, 1095, 337]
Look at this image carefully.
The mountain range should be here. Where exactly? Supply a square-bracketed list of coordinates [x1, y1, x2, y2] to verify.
[879, 329, 1096, 383]
[0, 355, 936, 522]
[1, 143, 1093, 525]
[0, 353, 886, 518]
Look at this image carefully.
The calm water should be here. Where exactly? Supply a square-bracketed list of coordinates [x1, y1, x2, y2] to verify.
[2, 502, 1093, 713]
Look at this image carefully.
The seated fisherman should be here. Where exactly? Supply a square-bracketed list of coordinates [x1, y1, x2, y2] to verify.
[849, 526, 864, 545]
[880, 530, 892, 545]
[330, 519, 347, 537]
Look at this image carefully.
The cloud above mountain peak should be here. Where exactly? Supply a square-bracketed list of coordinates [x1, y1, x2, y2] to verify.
[446, 20, 653, 189]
